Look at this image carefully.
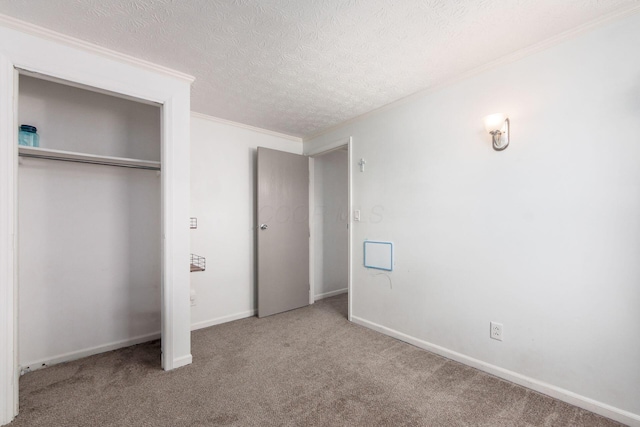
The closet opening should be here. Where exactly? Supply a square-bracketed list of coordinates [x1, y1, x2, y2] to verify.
[16, 71, 163, 373]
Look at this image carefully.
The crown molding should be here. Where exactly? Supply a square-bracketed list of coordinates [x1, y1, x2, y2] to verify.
[305, 4, 640, 141]
[0, 13, 195, 83]
[191, 112, 303, 143]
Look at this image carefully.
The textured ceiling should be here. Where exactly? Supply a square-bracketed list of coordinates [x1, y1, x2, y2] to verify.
[0, 0, 638, 138]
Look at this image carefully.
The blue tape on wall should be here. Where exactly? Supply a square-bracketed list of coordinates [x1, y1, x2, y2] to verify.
[363, 241, 393, 271]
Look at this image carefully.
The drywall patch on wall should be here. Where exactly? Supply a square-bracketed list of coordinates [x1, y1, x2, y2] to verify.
[304, 11, 640, 421]
[363, 241, 393, 271]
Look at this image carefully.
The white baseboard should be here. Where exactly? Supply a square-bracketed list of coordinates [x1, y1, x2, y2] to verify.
[191, 309, 257, 331]
[314, 288, 348, 301]
[351, 316, 640, 427]
[171, 354, 193, 370]
[20, 332, 161, 374]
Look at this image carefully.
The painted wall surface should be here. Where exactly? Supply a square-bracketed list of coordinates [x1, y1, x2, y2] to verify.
[313, 149, 348, 299]
[18, 76, 161, 368]
[304, 13, 640, 420]
[190, 116, 302, 329]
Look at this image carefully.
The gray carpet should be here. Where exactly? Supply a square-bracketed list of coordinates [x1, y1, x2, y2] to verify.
[12, 294, 623, 426]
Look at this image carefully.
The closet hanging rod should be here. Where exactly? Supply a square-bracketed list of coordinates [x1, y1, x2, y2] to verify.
[18, 146, 161, 171]
[19, 153, 161, 170]
[20, 154, 160, 171]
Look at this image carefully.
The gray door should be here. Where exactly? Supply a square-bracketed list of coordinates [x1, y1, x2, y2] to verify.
[257, 147, 309, 317]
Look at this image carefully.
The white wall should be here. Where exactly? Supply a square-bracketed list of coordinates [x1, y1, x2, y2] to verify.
[190, 115, 302, 329]
[18, 76, 161, 369]
[313, 149, 348, 299]
[304, 12, 640, 424]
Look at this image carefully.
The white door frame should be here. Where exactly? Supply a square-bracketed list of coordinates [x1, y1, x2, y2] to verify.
[307, 137, 353, 321]
[0, 54, 19, 426]
[0, 23, 193, 425]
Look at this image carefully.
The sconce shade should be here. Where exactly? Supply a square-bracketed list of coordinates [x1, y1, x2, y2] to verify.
[483, 112, 510, 151]
[483, 113, 507, 133]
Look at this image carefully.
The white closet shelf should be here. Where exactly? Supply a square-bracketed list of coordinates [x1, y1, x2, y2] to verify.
[18, 146, 161, 170]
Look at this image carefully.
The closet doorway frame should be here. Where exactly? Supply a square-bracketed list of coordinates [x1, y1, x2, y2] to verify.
[307, 137, 353, 321]
[0, 27, 194, 425]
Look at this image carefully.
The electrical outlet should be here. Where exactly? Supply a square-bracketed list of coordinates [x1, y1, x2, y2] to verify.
[490, 322, 503, 341]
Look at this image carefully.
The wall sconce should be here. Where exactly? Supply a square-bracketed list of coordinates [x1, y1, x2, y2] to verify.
[483, 113, 510, 151]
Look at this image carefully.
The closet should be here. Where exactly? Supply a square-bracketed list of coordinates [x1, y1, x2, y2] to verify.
[17, 73, 162, 371]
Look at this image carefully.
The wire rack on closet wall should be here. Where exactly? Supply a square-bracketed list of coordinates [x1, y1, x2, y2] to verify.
[190, 217, 205, 272]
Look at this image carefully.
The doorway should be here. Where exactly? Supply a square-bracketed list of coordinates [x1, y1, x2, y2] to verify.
[308, 139, 352, 320]
[256, 140, 352, 320]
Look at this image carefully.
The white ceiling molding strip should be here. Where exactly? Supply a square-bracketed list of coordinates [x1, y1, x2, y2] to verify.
[191, 112, 303, 143]
[0, 13, 195, 84]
